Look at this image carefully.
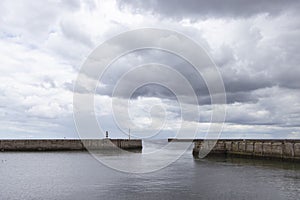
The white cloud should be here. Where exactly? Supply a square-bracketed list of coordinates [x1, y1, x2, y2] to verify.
[0, 0, 299, 138]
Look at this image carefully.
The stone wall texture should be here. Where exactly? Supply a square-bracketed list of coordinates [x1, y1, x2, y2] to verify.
[0, 139, 142, 151]
[193, 139, 300, 161]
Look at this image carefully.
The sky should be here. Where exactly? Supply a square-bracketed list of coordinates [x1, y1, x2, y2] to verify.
[0, 0, 300, 139]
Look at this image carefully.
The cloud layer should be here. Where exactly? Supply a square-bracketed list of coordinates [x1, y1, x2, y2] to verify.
[0, 0, 299, 139]
[118, 0, 300, 19]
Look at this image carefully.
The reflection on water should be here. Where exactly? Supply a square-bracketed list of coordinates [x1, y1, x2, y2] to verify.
[194, 155, 300, 200]
[0, 141, 299, 200]
[202, 154, 300, 171]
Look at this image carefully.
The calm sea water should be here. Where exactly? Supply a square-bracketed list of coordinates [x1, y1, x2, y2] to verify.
[0, 141, 299, 200]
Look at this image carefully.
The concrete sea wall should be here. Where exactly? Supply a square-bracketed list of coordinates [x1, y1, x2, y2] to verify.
[0, 139, 142, 151]
[193, 139, 300, 161]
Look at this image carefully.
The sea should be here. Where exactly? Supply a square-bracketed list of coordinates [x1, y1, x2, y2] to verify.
[0, 140, 299, 200]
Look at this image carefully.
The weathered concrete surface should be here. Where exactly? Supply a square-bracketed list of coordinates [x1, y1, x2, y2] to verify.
[0, 139, 142, 151]
[193, 139, 300, 161]
[168, 138, 195, 142]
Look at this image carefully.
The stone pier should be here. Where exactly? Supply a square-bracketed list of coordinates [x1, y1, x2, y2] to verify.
[0, 139, 142, 151]
[192, 139, 300, 161]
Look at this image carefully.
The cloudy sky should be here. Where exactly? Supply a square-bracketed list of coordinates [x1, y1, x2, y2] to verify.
[0, 0, 300, 139]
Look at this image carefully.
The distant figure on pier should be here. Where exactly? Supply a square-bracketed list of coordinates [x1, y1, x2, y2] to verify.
[106, 131, 108, 138]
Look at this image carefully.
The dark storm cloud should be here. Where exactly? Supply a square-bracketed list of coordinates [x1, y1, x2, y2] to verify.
[75, 19, 299, 107]
[277, 71, 300, 89]
[80, 30, 299, 106]
[225, 92, 258, 104]
[92, 49, 270, 105]
[130, 84, 176, 99]
[222, 73, 273, 94]
[118, 0, 300, 19]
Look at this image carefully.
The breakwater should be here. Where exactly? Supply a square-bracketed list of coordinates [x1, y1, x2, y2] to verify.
[192, 139, 300, 161]
[0, 139, 142, 151]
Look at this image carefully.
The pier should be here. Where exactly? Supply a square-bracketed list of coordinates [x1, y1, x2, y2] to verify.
[192, 139, 300, 161]
[0, 139, 142, 151]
